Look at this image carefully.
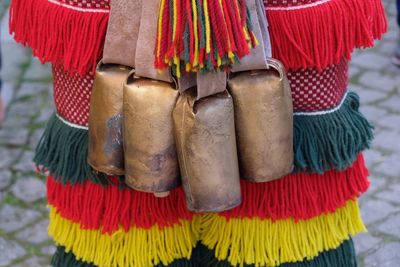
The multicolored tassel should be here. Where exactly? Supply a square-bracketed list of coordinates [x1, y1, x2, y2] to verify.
[154, 0, 259, 76]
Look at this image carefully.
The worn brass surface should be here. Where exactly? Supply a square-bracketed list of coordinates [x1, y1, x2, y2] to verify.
[228, 59, 294, 182]
[173, 89, 241, 212]
[88, 63, 131, 175]
[123, 76, 180, 193]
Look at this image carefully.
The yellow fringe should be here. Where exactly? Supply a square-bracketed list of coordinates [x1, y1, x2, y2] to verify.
[48, 200, 365, 267]
[199, 200, 366, 267]
[48, 207, 199, 267]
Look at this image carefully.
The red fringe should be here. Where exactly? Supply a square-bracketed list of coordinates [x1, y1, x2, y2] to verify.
[47, 154, 369, 233]
[266, 0, 387, 70]
[9, 0, 109, 75]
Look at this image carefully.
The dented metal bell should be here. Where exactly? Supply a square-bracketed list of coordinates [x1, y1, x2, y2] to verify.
[123, 75, 181, 193]
[88, 63, 131, 175]
[173, 89, 242, 213]
[228, 58, 294, 182]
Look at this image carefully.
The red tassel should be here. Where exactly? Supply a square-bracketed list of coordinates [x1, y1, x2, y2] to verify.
[47, 154, 369, 233]
[265, 0, 387, 70]
[9, 0, 109, 75]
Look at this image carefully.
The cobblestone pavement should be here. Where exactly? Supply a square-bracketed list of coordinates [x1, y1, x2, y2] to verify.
[0, 0, 399, 266]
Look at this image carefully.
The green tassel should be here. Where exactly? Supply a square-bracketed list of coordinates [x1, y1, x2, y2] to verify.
[294, 91, 374, 173]
[51, 247, 196, 267]
[34, 114, 109, 185]
[51, 239, 356, 267]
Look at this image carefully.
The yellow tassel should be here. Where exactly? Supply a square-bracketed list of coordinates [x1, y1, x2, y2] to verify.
[48, 206, 199, 267]
[200, 200, 366, 267]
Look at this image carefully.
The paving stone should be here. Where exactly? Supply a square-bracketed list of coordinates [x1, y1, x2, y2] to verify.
[353, 233, 381, 255]
[364, 242, 400, 267]
[15, 219, 50, 244]
[0, 204, 41, 233]
[376, 213, 400, 237]
[0, 237, 26, 267]
[363, 150, 386, 167]
[12, 151, 36, 173]
[359, 105, 387, 125]
[0, 170, 12, 190]
[0, 127, 29, 146]
[376, 184, 400, 205]
[41, 245, 57, 256]
[23, 58, 52, 81]
[373, 130, 400, 152]
[16, 83, 50, 99]
[0, 148, 19, 168]
[350, 85, 388, 105]
[377, 95, 400, 113]
[374, 153, 400, 177]
[360, 199, 399, 226]
[13, 256, 51, 267]
[375, 114, 400, 132]
[11, 177, 46, 203]
[352, 52, 391, 70]
[358, 71, 400, 92]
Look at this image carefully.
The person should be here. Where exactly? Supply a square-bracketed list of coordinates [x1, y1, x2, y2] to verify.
[9, 0, 387, 266]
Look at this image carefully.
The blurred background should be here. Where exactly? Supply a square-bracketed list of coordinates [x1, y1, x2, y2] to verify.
[0, 0, 399, 266]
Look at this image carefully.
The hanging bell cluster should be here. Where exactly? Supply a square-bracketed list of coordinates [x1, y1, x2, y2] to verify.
[87, 0, 294, 213]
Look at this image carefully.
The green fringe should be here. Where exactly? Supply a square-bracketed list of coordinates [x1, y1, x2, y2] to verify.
[198, 238, 357, 267]
[51, 239, 356, 267]
[34, 114, 109, 185]
[294, 91, 373, 173]
[36, 92, 372, 184]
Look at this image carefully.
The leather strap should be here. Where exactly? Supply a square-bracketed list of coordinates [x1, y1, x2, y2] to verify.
[232, 0, 272, 72]
[135, 0, 172, 82]
[103, 0, 142, 67]
[195, 72, 227, 100]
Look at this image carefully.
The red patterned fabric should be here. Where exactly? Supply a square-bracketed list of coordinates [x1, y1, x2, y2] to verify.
[52, 0, 110, 9]
[53, 66, 94, 126]
[288, 57, 348, 112]
[264, 0, 320, 7]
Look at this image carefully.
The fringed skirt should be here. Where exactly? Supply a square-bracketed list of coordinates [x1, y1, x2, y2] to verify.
[9, 0, 387, 266]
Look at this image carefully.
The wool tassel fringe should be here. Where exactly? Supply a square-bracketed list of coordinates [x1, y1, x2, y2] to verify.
[51, 246, 197, 267]
[9, 0, 109, 75]
[47, 154, 369, 232]
[35, 114, 109, 185]
[48, 201, 365, 267]
[155, 0, 258, 76]
[198, 238, 357, 267]
[52, 238, 357, 267]
[199, 200, 365, 267]
[48, 207, 198, 267]
[265, 0, 387, 70]
[294, 91, 374, 173]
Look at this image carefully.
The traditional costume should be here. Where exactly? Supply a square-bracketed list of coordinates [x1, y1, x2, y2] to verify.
[9, 0, 387, 266]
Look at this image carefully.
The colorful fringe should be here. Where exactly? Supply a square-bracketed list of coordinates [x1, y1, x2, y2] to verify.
[294, 91, 373, 173]
[34, 114, 109, 185]
[8, 0, 387, 74]
[35, 91, 372, 184]
[52, 238, 357, 267]
[9, 0, 109, 75]
[265, 0, 387, 70]
[48, 200, 365, 267]
[49, 207, 198, 267]
[47, 155, 369, 232]
[154, 0, 258, 76]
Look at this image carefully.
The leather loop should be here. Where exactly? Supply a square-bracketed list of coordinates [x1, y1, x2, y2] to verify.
[196, 72, 227, 100]
[135, 0, 172, 82]
[102, 0, 142, 67]
[232, 0, 272, 72]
